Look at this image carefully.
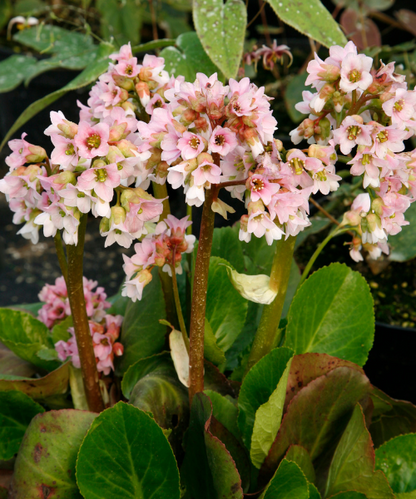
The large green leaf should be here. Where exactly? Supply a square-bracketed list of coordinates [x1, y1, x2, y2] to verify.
[284, 353, 364, 411]
[206, 257, 248, 353]
[76, 402, 180, 499]
[238, 347, 294, 453]
[0, 308, 60, 372]
[285, 263, 374, 366]
[193, 0, 246, 79]
[0, 362, 69, 400]
[13, 25, 99, 84]
[369, 388, 416, 448]
[96, 0, 143, 46]
[177, 31, 221, 78]
[376, 434, 416, 494]
[0, 341, 36, 378]
[260, 459, 309, 499]
[0, 42, 114, 152]
[182, 393, 244, 499]
[285, 73, 308, 124]
[204, 389, 240, 441]
[261, 366, 371, 480]
[160, 46, 195, 82]
[284, 445, 315, 483]
[325, 404, 394, 499]
[265, 0, 347, 48]
[389, 202, 416, 262]
[204, 319, 226, 366]
[116, 269, 167, 375]
[9, 409, 96, 498]
[251, 356, 293, 468]
[128, 358, 189, 447]
[0, 390, 44, 460]
[0, 55, 38, 92]
[212, 226, 246, 273]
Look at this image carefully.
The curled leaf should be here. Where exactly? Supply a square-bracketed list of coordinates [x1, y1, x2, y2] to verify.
[223, 265, 277, 305]
[169, 330, 189, 387]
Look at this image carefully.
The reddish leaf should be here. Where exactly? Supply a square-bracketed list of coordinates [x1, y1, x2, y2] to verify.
[341, 9, 381, 49]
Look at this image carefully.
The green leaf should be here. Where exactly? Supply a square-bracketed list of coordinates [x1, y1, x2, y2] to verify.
[96, 0, 143, 46]
[375, 434, 416, 493]
[328, 493, 368, 498]
[160, 46, 195, 82]
[212, 226, 246, 273]
[106, 291, 129, 316]
[204, 389, 240, 440]
[0, 362, 69, 400]
[193, 0, 246, 79]
[0, 308, 60, 371]
[265, 0, 347, 48]
[204, 319, 227, 366]
[284, 73, 308, 124]
[389, 202, 416, 262]
[177, 31, 222, 80]
[0, 390, 44, 460]
[14, 25, 99, 83]
[0, 341, 36, 378]
[51, 315, 73, 344]
[131, 38, 176, 53]
[206, 257, 248, 353]
[76, 402, 180, 499]
[238, 347, 294, 452]
[309, 483, 322, 498]
[116, 269, 167, 375]
[182, 393, 244, 499]
[260, 459, 309, 499]
[0, 55, 38, 92]
[9, 409, 96, 498]
[325, 404, 394, 499]
[121, 352, 172, 399]
[285, 263, 374, 366]
[262, 366, 371, 479]
[128, 360, 189, 437]
[251, 355, 293, 468]
[0, 42, 114, 153]
[284, 445, 315, 483]
[284, 353, 365, 411]
[369, 388, 416, 448]
[0, 0, 11, 31]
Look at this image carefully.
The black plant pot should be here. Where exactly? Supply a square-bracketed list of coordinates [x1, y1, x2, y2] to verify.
[364, 322, 416, 404]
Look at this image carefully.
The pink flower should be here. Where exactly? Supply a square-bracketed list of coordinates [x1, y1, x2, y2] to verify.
[77, 162, 121, 202]
[247, 174, 279, 205]
[177, 132, 206, 160]
[332, 116, 372, 155]
[5, 133, 46, 170]
[209, 126, 238, 156]
[74, 121, 110, 159]
[339, 53, 373, 92]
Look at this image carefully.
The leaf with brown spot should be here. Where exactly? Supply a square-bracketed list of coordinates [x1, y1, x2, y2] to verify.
[9, 409, 96, 499]
[260, 367, 371, 484]
[285, 353, 364, 410]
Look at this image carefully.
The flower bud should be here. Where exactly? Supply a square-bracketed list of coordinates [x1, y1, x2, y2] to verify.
[26, 145, 47, 164]
[112, 74, 135, 91]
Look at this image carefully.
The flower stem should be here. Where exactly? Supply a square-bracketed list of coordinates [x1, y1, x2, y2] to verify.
[170, 259, 190, 354]
[299, 225, 350, 287]
[188, 186, 217, 404]
[245, 236, 296, 375]
[54, 231, 68, 283]
[152, 181, 179, 329]
[65, 215, 104, 413]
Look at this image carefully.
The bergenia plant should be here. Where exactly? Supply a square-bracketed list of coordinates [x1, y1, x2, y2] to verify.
[1, 35, 416, 499]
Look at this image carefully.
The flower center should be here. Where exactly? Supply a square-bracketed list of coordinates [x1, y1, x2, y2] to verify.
[347, 125, 361, 141]
[376, 130, 388, 143]
[348, 69, 361, 83]
[95, 168, 108, 182]
[214, 134, 225, 146]
[66, 143, 75, 156]
[100, 337, 110, 346]
[86, 134, 101, 150]
[189, 136, 200, 149]
[289, 158, 305, 175]
[125, 65, 133, 75]
[361, 153, 372, 165]
[394, 99, 404, 112]
[315, 171, 327, 182]
[251, 178, 264, 191]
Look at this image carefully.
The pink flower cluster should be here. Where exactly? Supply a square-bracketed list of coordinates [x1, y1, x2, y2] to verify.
[291, 41, 416, 261]
[55, 315, 124, 375]
[38, 276, 123, 375]
[0, 43, 168, 247]
[122, 215, 195, 301]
